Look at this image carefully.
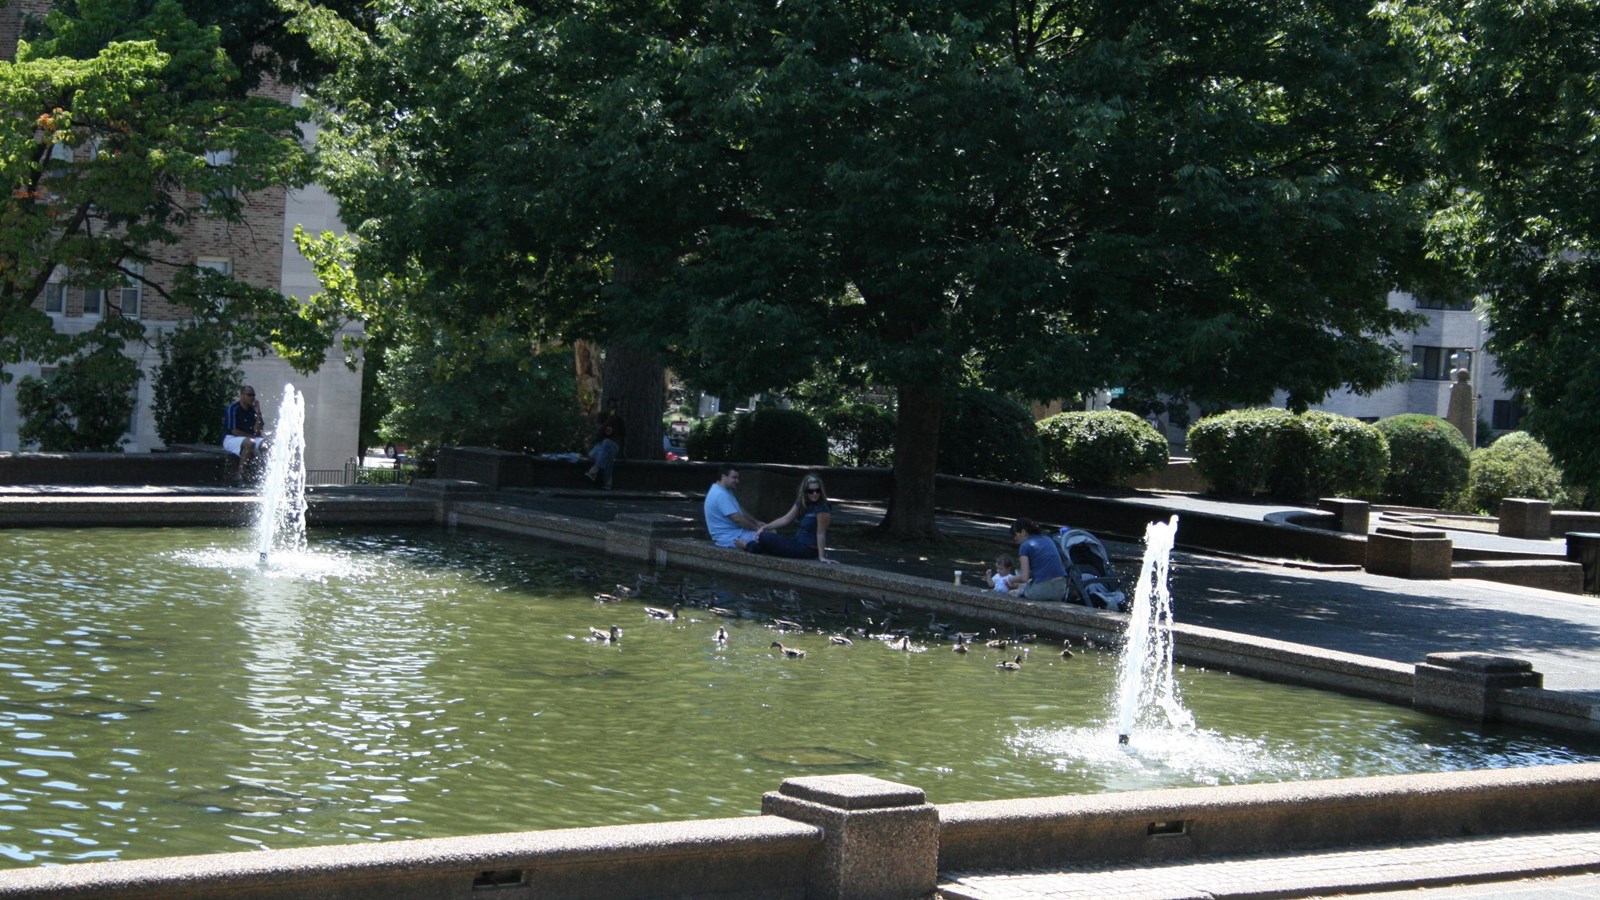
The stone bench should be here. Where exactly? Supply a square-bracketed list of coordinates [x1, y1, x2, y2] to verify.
[1366, 525, 1453, 580]
[1451, 558, 1584, 594]
[1499, 498, 1552, 540]
[1318, 498, 1370, 534]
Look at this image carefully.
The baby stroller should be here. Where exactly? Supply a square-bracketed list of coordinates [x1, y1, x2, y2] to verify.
[1056, 528, 1129, 612]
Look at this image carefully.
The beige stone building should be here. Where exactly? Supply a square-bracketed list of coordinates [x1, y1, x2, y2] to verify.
[2, 3, 362, 470]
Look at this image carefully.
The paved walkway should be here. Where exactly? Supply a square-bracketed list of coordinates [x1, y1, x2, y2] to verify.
[939, 828, 1600, 899]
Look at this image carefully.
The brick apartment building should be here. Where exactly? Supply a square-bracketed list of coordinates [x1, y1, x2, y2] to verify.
[2, 1, 362, 471]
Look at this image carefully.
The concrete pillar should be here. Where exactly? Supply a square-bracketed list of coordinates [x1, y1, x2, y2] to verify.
[1499, 498, 1553, 541]
[1318, 498, 1370, 534]
[762, 775, 938, 900]
[1414, 652, 1542, 721]
[1366, 526, 1453, 579]
[605, 513, 700, 562]
[1568, 533, 1600, 595]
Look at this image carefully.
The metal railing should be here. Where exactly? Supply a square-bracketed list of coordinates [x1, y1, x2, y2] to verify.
[303, 460, 419, 487]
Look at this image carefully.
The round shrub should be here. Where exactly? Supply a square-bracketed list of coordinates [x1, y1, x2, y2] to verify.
[822, 402, 897, 467]
[937, 388, 1045, 484]
[1468, 431, 1569, 514]
[730, 407, 829, 465]
[1188, 408, 1387, 500]
[686, 412, 737, 462]
[1037, 410, 1169, 488]
[1374, 414, 1470, 509]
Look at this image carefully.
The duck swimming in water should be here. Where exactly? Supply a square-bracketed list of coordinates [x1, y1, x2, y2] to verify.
[770, 641, 806, 659]
[715, 626, 729, 644]
[590, 625, 621, 643]
[644, 603, 681, 620]
[829, 635, 854, 646]
[997, 655, 1024, 671]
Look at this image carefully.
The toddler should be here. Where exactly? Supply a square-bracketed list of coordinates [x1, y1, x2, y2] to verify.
[985, 554, 1017, 593]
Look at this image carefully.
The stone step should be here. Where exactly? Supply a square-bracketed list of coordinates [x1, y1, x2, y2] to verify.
[1451, 558, 1584, 594]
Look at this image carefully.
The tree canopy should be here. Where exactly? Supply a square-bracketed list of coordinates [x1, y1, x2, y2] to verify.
[300, 0, 1443, 534]
[1, 0, 342, 401]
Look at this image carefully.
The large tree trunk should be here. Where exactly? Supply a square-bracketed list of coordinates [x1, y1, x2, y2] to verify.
[880, 383, 942, 539]
[600, 338, 665, 461]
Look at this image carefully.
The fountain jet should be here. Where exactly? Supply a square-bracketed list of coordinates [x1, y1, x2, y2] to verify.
[254, 385, 307, 564]
[1113, 516, 1194, 744]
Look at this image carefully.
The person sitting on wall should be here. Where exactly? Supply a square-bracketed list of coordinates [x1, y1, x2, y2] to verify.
[745, 473, 838, 562]
[704, 464, 765, 548]
[1006, 517, 1069, 601]
[222, 385, 267, 468]
[584, 408, 621, 489]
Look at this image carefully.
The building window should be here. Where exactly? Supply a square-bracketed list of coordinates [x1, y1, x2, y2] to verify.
[117, 264, 143, 319]
[1412, 346, 1473, 381]
[1493, 398, 1527, 431]
[43, 269, 65, 314]
[83, 286, 103, 317]
[1414, 292, 1474, 311]
[203, 149, 237, 207]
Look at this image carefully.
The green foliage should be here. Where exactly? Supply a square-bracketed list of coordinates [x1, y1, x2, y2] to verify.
[299, 0, 1437, 536]
[1388, 0, 1600, 507]
[151, 325, 242, 445]
[821, 402, 896, 468]
[1037, 411, 1169, 488]
[0, 1, 332, 383]
[1189, 409, 1388, 500]
[15, 329, 141, 452]
[686, 413, 737, 463]
[1467, 432, 1569, 515]
[937, 389, 1045, 484]
[1375, 414, 1470, 509]
[380, 336, 587, 454]
[686, 408, 828, 465]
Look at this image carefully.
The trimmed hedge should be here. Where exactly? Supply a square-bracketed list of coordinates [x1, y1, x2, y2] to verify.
[1374, 414, 1470, 509]
[1468, 431, 1569, 514]
[821, 402, 896, 467]
[686, 408, 828, 465]
[1188, 408, 1387, 500]
[937, 388, 1046, 484]
[1037, 410, 1169, 488]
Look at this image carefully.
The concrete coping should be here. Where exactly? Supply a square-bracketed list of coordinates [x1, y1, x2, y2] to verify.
[777, 774, 928, 810]
[1423, 651, 1536, 674]
[1374, 525, 1448, 540]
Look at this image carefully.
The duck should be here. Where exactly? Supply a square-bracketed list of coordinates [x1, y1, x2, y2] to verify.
[593, 592, 623, 604]
[772, 618, 805, 632]
[997, 655, 1024, 671]
[1060, 639, 1075, 659]
[707, 606, 742, 619]
[986, 638, 1010, 650]
[770, 641, 806, 659]
[891, 634, 912, 651]
[715, 626, 729, 644]
[926, 611, 952, 634]
[952, 634, 969, 654]
[829, 635, 854, 646]
[590, 625, 621, 643]
[644, 603, 681, 621]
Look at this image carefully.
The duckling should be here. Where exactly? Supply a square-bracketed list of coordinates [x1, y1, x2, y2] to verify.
[770, 641, 806, 659]
[997, 654, 1024, 671]
[644, 603, 681, 621]
[590, 625, 621, 643]
[715, 626, 729, 644]
[1060, 639, 1075, 659]
[829, 635, 854, 646]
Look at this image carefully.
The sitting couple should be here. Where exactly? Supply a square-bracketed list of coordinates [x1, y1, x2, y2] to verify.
[702, 465, 837, 563]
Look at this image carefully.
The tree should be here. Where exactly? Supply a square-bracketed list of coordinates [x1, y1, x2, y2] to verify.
[1, 1, 339, 411]
[1387, 0, 1600, 507]
[16, 321, 142, 451]
[297, 0, 1434, 536]
[151, 323, 241, 444]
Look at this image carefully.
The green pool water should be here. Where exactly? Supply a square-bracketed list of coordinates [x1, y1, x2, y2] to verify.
[1, 526, 1596, 868]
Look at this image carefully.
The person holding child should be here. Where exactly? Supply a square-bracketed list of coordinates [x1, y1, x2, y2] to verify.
[745, 474, 837, 562]
[1006, 517, 1068, 601]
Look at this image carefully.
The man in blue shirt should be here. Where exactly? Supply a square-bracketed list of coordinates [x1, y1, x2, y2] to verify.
[703, 465, 765, 548]
[1007, 517, 1069, 601]
[222, 385, 266, 465]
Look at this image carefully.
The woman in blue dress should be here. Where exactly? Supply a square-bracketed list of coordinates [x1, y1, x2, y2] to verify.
[747, 474, 837, 562]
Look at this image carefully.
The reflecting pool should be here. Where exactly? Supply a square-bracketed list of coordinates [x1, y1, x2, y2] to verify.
[2, 526, 1596, 868]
